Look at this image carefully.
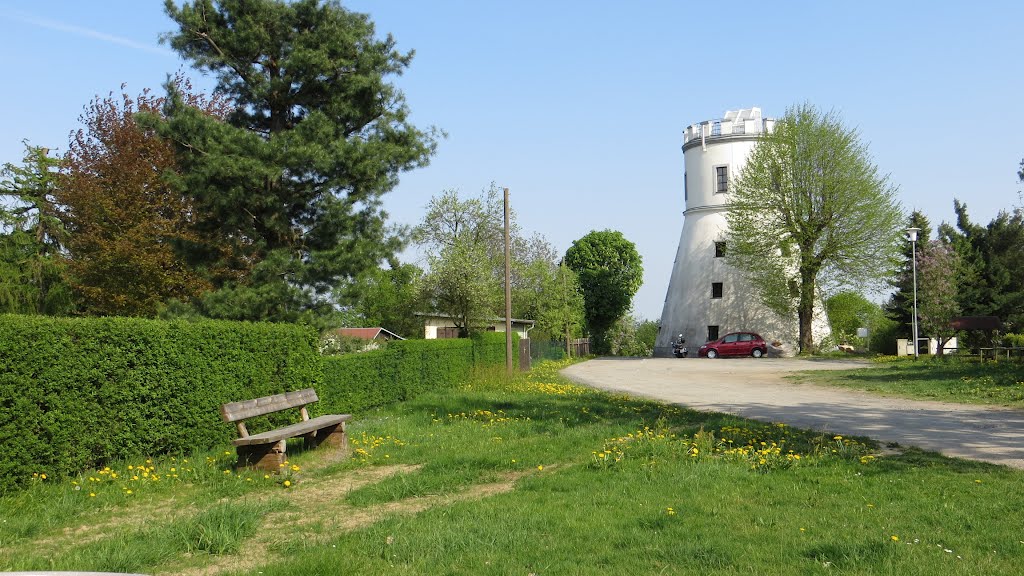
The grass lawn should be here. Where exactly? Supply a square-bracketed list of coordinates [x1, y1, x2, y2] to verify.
[2, 359, 1023, 575]
[790, 356, 1024, 407]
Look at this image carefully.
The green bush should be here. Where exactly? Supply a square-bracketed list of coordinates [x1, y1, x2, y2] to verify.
[1003, 333, 1024, 348]
[319, 332, 517, 414]
[471, 332, 517, 366]
[0, 315, 320, 491]
[869, 317, 901, 355]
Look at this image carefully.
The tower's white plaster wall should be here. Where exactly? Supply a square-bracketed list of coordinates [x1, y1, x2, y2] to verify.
[655, 109, 831, 357]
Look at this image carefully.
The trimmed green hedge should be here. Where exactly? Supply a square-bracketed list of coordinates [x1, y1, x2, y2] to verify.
[1, 317, 518, 490]
[320, 332, 517, 414]
[0, 315, 320, 490]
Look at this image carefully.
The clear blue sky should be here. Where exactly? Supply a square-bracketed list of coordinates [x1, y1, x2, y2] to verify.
[2, 1, 1022, 321]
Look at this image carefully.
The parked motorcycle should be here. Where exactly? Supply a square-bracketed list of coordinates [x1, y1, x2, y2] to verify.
[672, 335, 688, 358]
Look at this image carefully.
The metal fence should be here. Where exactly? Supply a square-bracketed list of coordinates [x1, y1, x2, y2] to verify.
[529, 338, 590, 361]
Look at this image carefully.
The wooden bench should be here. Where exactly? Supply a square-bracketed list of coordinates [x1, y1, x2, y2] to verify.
[220, 388, 351, 471]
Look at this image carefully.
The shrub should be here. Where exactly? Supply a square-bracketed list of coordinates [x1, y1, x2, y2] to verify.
[1003, 333, 1024, 348]
[319, 332, 516, 414]
[0, 315, 319, 490]
[869, 317, 901, 355]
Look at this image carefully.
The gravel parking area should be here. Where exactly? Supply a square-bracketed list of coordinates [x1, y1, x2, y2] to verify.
[562, 357, 1024, 469]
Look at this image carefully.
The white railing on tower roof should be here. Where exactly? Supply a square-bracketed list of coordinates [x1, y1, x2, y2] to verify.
[682, 115, 774, 146]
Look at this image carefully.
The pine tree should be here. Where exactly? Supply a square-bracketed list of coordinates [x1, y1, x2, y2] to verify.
[156, 0, 439, 322]
[884, 210, 931, 336]
[0, 145, 73, 315]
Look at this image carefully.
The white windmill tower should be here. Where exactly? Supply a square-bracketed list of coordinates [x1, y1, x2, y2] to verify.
[654, 108, 830, 357]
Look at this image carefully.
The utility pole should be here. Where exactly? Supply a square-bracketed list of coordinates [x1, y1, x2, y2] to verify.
[907, 227, 920, 360]
[504, 187, 513, 375]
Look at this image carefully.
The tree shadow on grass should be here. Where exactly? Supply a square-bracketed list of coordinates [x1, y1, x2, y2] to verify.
[866, 446, 1007, 476]
[804, 539, 893, 570]
[406, 389, 744, 437]
[807, 359, 1024, 387]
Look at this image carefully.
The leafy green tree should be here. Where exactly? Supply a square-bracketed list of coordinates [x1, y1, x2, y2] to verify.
[155, 0, 440, 322]
[413, 186, 505, 334]
[564, 230, 643, 354]
[414, 184, 563, 336]
[510, 233, 562, 322]
[826, 291, 887, 350]
[726, 103, 903, 354]
[916, 239, 961, 351]
[884, 211, 931, 337]
[535, 261, 585, 355]
[337, 261, 423, 338]
[635, 318, 659, 354]
[605, 314, 643, 356]
[0, 145, 74, 315]
[57, 79, 232, 317]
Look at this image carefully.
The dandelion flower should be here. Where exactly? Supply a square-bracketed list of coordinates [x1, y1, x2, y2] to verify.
[537, 465, 544, 471]
[891, 535, 899, 542]
[283, 480, 291, 487]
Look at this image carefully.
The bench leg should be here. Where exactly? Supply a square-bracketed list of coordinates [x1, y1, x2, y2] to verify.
[236, 440, 286, 472]
[305, 421, 348, 452]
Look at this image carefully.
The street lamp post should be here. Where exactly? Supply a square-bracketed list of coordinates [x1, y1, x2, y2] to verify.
[907, 227, 920, 359]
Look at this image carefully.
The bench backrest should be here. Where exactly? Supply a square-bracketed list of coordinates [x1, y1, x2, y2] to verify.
[221, 388, 319, 423]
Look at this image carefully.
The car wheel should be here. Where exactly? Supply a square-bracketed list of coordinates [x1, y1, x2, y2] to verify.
[751, 348, 763, 358]
[706, 349, 718, 359]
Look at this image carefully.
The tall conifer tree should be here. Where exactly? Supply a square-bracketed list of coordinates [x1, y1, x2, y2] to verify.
[884, 210, 931, 336]
[156, 0, 439, 321]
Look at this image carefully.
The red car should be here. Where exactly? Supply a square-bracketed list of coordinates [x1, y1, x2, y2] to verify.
[698, 332, 767, 359]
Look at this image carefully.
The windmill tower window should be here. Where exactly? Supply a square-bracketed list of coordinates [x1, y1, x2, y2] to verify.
[715, 165, 729, 193]
[711, 282, 723, 299]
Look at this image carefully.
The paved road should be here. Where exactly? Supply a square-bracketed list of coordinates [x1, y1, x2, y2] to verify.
[562, 357, 1024, 469]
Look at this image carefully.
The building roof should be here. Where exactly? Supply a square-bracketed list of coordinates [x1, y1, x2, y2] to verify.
[333, 327, 405, 340]
[950, 316, 1002, 331]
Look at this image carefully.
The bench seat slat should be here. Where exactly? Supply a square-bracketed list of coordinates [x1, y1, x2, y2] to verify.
[232, 414, 351, 446]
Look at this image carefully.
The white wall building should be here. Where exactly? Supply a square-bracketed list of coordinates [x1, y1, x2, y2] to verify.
[655, 108, 830, 357]
[416, 313, 535, 340]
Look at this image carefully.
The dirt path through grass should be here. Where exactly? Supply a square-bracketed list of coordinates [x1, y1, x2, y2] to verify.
[563, 357, 1024, 468]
